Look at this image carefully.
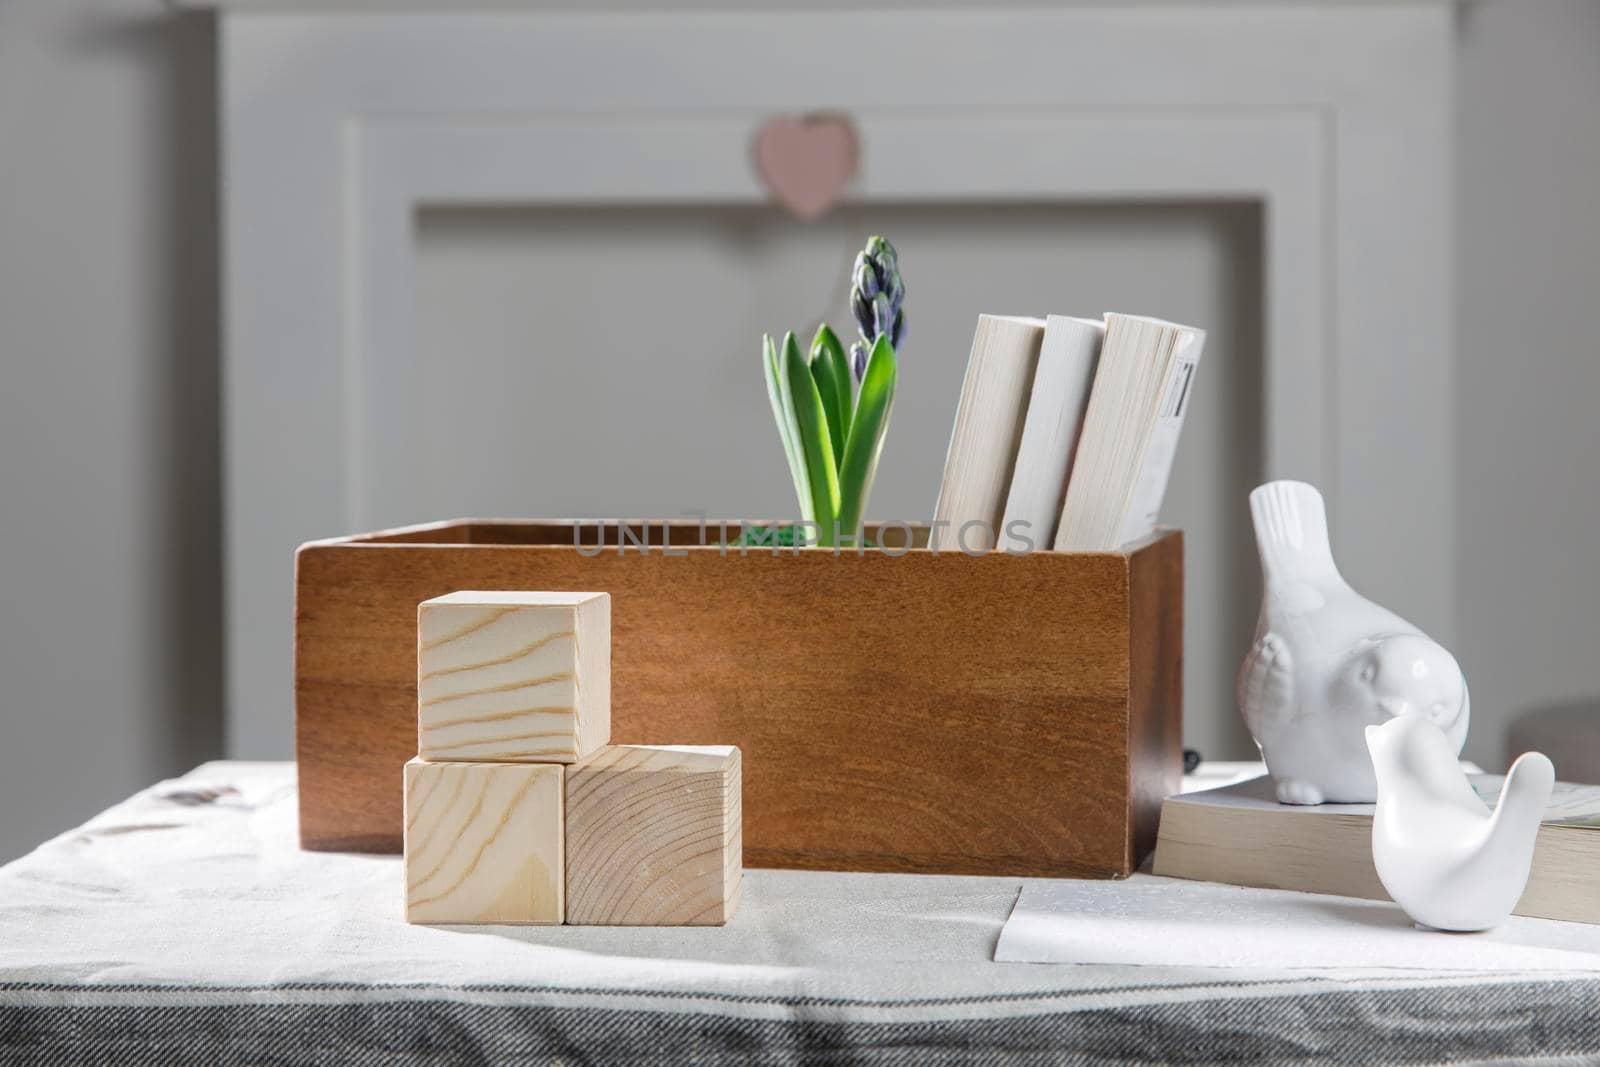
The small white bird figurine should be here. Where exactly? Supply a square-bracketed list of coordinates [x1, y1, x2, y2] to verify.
[1238, 481, 1469, 804]
[1367, 716, 1554, 931]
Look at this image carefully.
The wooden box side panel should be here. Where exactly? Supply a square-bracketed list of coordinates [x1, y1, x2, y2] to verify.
[1125, 531, 1185, 871]
[296, 542, 1149, 876]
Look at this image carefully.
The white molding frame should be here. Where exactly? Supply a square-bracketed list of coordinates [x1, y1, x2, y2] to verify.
[221, 7, 1455, 757]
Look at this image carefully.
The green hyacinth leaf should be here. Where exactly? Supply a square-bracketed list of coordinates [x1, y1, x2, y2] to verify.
[768, 332, 814, 524]
[809, 324, 852, 469]
[836, 334, 897, 543]
[783, 332, 840, 544]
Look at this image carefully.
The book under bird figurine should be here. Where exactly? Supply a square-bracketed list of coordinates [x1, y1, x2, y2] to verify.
[1238, 480, 1470, 804]
[1367, 716, 1554, 932]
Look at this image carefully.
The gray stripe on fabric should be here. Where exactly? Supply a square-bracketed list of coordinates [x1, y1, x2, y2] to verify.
[0, 979, 1597, 1066]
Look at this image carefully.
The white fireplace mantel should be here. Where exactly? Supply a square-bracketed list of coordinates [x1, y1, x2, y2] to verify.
[214, 3, 1455, 757]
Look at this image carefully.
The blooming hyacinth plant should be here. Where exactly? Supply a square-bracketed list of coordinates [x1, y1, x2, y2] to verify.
[761, 235, 904, 548]
[849, 236, 906, 381]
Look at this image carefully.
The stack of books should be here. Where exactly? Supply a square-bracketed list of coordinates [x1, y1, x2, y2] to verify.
[933, 312, 1205, 553]
[1153, 773, 1600, 924]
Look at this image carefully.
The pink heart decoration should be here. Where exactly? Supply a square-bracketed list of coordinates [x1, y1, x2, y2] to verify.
[751, 113, 860, 222]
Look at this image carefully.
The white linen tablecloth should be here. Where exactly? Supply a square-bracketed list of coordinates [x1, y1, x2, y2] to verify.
[1, 761, 1596, 1065]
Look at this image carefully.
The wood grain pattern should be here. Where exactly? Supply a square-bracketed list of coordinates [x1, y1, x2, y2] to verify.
[403, 758, 564, 924]
[417, 591, 610, 763]
[566, 745, 741, 926]
[296, 521, 1182, 876]
[1126, 529, 1185, 870]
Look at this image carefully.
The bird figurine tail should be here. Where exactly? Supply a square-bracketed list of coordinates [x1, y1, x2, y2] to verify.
[1487, 749, 1556, 863]
[1249, 480, 1340, 589]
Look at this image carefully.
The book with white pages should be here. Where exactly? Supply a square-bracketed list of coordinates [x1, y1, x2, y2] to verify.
[931, 314, 1046, 552]
[997, 315, 1104, 553]
[1054, 313, 1206, 551]
[1152, 773, 1600, 925]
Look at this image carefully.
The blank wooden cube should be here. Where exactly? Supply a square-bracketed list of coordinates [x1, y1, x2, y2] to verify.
[418, 591, 609, 763]
[566, 745, 741, 926]
[404, 758, 564, 924]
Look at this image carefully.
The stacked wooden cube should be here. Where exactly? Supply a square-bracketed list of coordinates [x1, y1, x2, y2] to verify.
[403, 591, 741, 926]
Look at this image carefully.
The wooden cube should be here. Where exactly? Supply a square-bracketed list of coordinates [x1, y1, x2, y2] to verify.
[417, 590, 610, 763]
[566, 745, 742, 926]
[403, 758, 564, 924]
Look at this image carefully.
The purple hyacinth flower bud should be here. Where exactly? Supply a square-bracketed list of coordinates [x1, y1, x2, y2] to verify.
[853, 256, 879, 301]
[846, 235, 905, 369]
[871, 292, 894, 339]
[851, 290, 874, 341]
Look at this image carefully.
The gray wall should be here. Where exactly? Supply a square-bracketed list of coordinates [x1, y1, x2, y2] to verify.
[0, 0, 1595, 861]
[1455, 0, 1600, 767]
[0, 1, 221, 863]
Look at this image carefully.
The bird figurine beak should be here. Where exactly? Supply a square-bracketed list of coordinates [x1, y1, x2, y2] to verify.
[1378, 697, 1413, 718]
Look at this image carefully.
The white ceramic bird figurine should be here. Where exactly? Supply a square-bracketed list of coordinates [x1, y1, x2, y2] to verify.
[1238, 480, 1470, 804]
[1367, 716, 1554, 931]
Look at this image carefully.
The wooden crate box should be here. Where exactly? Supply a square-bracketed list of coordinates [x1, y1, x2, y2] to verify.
[295, 521, 1182, 878]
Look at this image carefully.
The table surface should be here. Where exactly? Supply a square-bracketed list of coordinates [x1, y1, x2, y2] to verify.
[1, 761, 1596, 1065]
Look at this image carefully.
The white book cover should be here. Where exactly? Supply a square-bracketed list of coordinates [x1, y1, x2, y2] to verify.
[931, 314, 1046, 552]
[998, 315, 1104, 553]
[1054, 314, 1207, 551]
[1169, 772, 1600, 829]
[1114, 326, 1206, 545]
